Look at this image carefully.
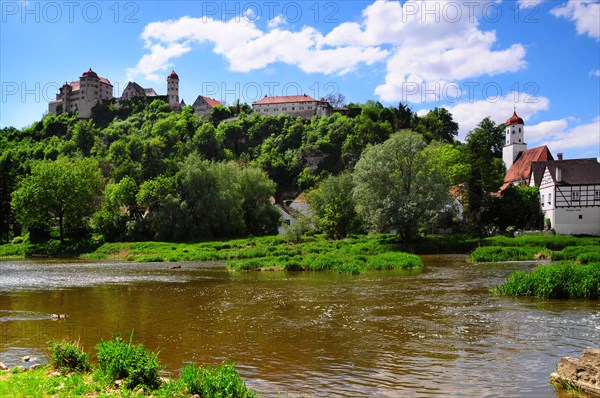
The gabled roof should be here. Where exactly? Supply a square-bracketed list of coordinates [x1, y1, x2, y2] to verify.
[144, 88, 158, 96]
[529, 161, 548, 188]
[124, 81, 145, 93]
[504, 145, 553, 184]
[543, 158, 600, 185]
[254, 94, 317, 105]
[201, 96, 221, 107]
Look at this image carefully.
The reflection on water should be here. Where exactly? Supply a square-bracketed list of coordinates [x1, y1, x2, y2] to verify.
[0, 255, 598, 397]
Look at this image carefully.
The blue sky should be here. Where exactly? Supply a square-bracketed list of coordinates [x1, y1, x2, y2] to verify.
[1, 0, 599, 159]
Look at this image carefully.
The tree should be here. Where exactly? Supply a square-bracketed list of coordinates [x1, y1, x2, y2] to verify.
[324, 93, 346, 108]
[483, 185, 544, 232]
[353, 131, 451, 242]
[0, 150, 17, 242]
[307, 172, 361, 239]
[93, 177, 139, 242]
[11, 158, 103, 242]
[463, 117, 506, 230]
[416, 107, 458, 143]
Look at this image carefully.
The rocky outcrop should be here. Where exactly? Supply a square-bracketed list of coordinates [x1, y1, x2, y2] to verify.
[552, 349, 600, 397]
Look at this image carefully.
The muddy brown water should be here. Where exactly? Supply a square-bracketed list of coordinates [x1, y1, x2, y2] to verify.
[1, 255, 598, 397]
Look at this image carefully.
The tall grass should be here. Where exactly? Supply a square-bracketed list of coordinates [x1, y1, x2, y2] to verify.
[49, 340, 90, 374]
[181, 362, 257, 397]
[95, 331, 160, 389]
[491, 262, 600, 299]
[469, 246, 550, 262]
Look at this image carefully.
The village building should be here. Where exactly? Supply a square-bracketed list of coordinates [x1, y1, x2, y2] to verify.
[501, 110, 600, 235]
[48, 68, 113, 118]
[192, 95, 222, 117]
[120, 82, 158, 100]
[530, 156, 600, 235]
[252, 94, 333, 118]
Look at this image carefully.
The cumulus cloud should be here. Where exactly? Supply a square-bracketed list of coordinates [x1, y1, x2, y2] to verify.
[329, 1, 529, 103]
[530, 117, 600, 152]
[551, 0, 600, 41]
[422, 92, 551, 141]
[128, 0, 526, 91]
[127, 15, 388, 80]
[268, 15, 286, 29]
[590, 69, 600, 77]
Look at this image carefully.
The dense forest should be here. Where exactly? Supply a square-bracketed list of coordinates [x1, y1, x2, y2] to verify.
[0, 97, 542, 246]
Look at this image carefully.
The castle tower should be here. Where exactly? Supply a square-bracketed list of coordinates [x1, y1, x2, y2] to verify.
[167, 70, 179, 110]
[502, 109, 527, 170]
[78, 68, 101, 118]
[60, 82, 72, 113]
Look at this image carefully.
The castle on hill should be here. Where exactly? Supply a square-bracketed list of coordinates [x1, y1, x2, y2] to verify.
[48, 68, 222, 119]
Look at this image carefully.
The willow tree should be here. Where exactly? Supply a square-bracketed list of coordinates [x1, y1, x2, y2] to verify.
[352, 130, 451, 243]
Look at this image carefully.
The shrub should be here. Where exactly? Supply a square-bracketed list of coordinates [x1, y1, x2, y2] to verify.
[181, 362, 256, 398]
[50, 340, 90, 373]
[95, 331, 160, 389]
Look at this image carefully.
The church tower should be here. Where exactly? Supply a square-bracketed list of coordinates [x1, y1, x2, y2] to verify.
[502, 109, 527, 170]
[167, 70, 179, 110]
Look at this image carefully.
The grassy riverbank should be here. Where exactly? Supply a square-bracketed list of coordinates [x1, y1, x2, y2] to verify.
[0, 335, 256, 398]
[468, 235, 600, 263]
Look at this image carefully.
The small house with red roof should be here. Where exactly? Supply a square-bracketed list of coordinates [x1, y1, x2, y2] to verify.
[192, 95, 223, 118]
[252, 94, 333, 118]
[501, 110, 600, 235]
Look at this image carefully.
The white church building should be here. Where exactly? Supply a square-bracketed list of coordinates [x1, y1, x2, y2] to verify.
[502, 110, 600, 235]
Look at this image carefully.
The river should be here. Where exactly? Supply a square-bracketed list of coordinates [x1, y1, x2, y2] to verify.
[1, 255, 598, 397]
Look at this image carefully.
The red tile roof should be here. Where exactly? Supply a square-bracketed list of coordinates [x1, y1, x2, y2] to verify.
[504, 145, 553, 184]
[254, 94, 317, 105]
[200, 96, 222, 107]
[99, 77, 112, 86]
[505, 111, 524, 126]
[168, 70, 179, 80]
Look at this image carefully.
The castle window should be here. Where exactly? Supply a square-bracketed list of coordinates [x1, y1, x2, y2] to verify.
[572, 191, 580, 203]
[519, 128, 521, 133]
[518, 139, 521, 142]
[541, 194, 545, 205]
[548, 193, 552, 205]
[595, 191, 600, 201]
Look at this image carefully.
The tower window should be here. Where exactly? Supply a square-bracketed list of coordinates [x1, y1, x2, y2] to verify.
[519, 128, 521, 133]
[518, 139, 521, 142]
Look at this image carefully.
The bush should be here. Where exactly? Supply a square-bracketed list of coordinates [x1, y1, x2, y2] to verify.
[95, 331, 160, 389]
[50, 340, 90, 374]
[181, 362, 256, 398]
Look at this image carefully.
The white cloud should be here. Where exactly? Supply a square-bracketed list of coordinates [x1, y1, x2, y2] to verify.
[551, 0, 600, 41]
[590, 69, 600, 77]
[268, 15, 286, 29]
[129, 1, 525, 91]
[128, 15, 388, 80]
[529, 117, 600, 152]
[332, 1, 529, 103]
[126, 42, 191, 82]
[518, 0, 543, 9]
[426, 92, 551, 141]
